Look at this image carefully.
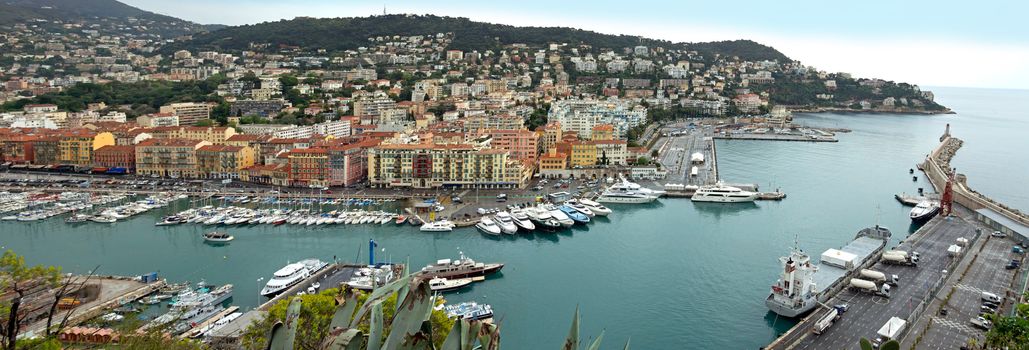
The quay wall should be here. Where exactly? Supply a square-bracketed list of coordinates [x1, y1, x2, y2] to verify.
[921, 136, 1029, 227]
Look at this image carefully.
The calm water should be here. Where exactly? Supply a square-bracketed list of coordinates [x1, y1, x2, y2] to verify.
[1, 87, 1025, 348]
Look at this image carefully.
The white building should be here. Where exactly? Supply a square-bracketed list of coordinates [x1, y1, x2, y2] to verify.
[548, 99, 648, 139]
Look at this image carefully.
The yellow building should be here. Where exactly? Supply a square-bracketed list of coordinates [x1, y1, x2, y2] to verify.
[147, 126, 236, 144]
[368, 142, 525, 189]
[568, 141, 597, 167]
[135, 138, 211, 178]
[196, 144, 256, 179]
[539, 121, 563, 155]
[57, 129, 115, 165]
[539, 148, 567, 171]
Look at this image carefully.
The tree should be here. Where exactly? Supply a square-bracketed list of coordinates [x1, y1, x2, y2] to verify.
[984, 293, 1029, 349]
[0, 250, 61, 350]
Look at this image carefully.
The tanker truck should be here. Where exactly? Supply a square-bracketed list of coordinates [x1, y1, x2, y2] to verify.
[860, 269, 900, 286]
[849, 278, 891, 297]
[882, 250, 919, 266]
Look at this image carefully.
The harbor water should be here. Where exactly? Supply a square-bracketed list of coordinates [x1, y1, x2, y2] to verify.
[1, 87, 1026, 348]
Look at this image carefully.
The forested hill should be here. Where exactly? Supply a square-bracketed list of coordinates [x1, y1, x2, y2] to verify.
[0, 0, 222, 36]
[161, 14, 790, 62]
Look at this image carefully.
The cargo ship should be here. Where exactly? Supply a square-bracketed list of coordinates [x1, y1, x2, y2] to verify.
[765, 226, 891, 317]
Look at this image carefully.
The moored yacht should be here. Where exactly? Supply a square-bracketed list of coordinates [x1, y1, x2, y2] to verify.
[417, 253, 504, 279]
[509, 209, 536, 231]
[576, 198, 612, 216]
[690, 182, 757, 203]
[596, 186, 657, 204]
[545, 205, 575, 227]
[909, 200, 940, 222]
[420, 220, 455, 232]
[525, 207, 562, 229]
[492, 212, 519, 234]
[558, 205, 590, 224]
[260, 259, 328, 296]
[475, 216, 502, 235]
[429, 277, 474, 292]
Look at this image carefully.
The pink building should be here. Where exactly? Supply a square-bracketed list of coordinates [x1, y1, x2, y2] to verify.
[328, 139, 379, 186]
[488, 129, 540, 164]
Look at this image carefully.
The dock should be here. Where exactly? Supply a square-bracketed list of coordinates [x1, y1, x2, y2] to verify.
[179, 305, 240, 339]
[895, 193, 937, 206]
[765, 215, 976, 350]
[23, 277, 166, 336]
[657, 124, 718, 186]
[257, 263, 404, 311]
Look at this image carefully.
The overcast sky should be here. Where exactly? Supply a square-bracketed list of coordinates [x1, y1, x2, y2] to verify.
[122, 0, 1029, 89]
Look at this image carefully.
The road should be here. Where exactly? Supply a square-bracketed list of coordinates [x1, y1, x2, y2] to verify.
[656, 125, 716, 186]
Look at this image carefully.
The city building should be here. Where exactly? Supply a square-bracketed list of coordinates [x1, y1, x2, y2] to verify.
[367, 142, 528, 189]
[58, 129, 115, 166]
[196, 144, 256, 179]
[286, 148, 330, 187]
[135, 138, 211, 178]
[93, 145, 136, 172]
[548, 99, 647, 139]
[159, 102, 214, 125]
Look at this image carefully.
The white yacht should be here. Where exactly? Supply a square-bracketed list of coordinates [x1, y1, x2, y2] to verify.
[475, 217, 502, 235]
[525, 207, 562, 229]
[509, 209, 536, 231]
[420, 220, 455, 232]
[545, 205, 576, 227]
[690, 182, 757, 203]
[617, 179, 666, 197]
[492, 212, 519, 234]
[576, 198, 612, 216]
[260, 259, 328, 296]
[429, 277, 474, 292]
[596, 185, 657, 204]
[563, 200, 596, 217]
[909, 200, 940, 222]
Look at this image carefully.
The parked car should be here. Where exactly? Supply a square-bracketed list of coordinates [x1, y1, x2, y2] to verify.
[992, 231, 1007, 238]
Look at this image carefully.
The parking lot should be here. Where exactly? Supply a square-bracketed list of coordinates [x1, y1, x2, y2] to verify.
[912, 231, 1025, 349]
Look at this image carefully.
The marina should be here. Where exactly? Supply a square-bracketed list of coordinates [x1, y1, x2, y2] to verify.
[3, 98, 1028, 348]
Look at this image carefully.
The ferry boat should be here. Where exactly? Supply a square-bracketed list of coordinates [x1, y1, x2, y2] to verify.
[690, 182, 757, 203]
[475, 217, 502, 235]
[766, 226, 891, 317]
[260, 259, 328, 296]
[417, 253, 504, 279]
[429, 277, 474, 292]
[909, 200, 940, 222]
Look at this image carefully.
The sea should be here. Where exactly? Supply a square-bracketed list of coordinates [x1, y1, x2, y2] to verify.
[1, 86, 1025, 349]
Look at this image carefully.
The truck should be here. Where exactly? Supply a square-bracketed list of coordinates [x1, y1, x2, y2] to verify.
[859, 269, 900, 286]
[812, 305, 849, 335]
[849, 278, 891, 297]
[882, 251, 919, 266]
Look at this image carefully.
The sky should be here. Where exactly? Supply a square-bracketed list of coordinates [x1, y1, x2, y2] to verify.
[121, 0, 1029, 89]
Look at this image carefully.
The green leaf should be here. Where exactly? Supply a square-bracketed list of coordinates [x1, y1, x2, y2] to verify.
[563, 306, 580, 350]
[859, 338, 874, 350]
[478, 322, 501, 350]
[367, 303, 383, 350]
[381, 280, 434, 350]
[880, 339, 900, 350]
[267, 297, 302, 350]
[331, 287, 361, 330]
[623, 337, 631, 350]
[323, 328, 366, 350]
[586, 330, 604, 350]
[350, 274, 413, 328]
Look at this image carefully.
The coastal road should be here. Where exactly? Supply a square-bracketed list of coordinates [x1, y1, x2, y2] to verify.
[771, 216, 975, 350]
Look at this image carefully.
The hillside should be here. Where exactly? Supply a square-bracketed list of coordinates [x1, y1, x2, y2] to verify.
[162, 15, 790, 62]
[0, 0, 222, 36]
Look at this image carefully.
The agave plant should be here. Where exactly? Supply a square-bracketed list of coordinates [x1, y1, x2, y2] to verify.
[264, 274, 500, 350]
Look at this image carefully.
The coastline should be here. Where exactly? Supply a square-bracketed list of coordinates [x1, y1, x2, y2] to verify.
[786, 106, 955, 115]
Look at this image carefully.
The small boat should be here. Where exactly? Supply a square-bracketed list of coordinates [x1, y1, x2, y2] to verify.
[558, 205, 590, 224]
[65, 213, 90, 223]
[429, 277, 474, 292]
[100, 313, 124, 322]
[445, 301, 493, 320]
[476, 217, 502, 235]
[395, 215, 407, 225]
[90, 215, 117, 223]
[203, 231, 234, 243]
[156, 215, 184, 226]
